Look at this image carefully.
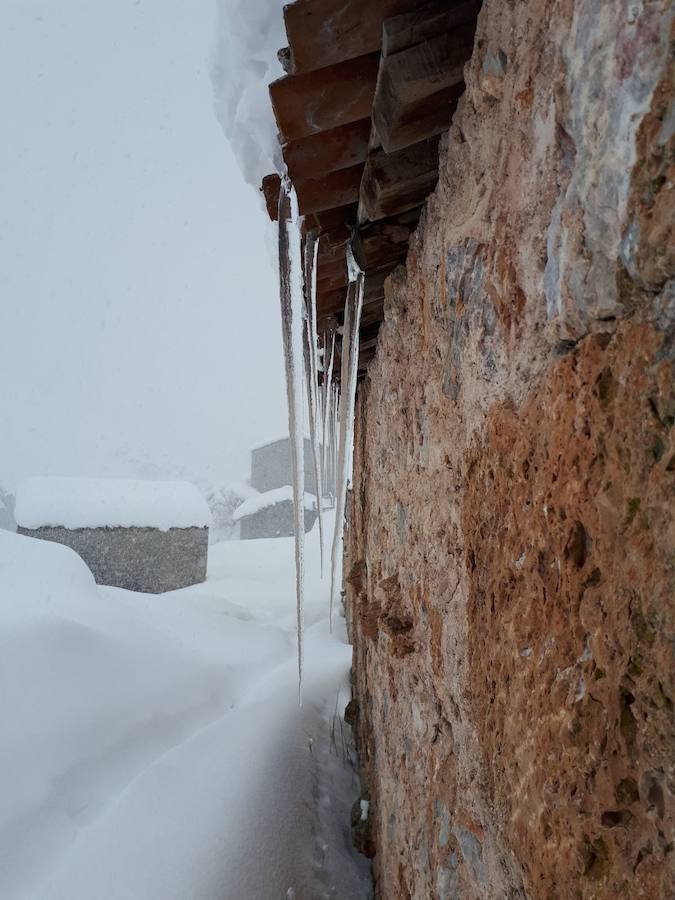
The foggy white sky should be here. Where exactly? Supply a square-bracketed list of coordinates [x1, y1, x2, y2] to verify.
[0, 0, 288, 491]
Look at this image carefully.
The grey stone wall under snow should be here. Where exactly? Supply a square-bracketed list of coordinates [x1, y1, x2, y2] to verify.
[239, 500, 317, 540]
[17, 525, 208, 593]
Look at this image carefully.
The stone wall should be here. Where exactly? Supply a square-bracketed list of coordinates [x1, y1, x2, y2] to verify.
[18, 526, 208, 593]
[251, 437, 318, 495]
[239, 501, 317, 540]
[344, 1, 674, 897]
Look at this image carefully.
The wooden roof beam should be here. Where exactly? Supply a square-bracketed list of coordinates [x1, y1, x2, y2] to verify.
[282, 118, 371, 183]
[359, 136, 440, 223]
[295, 164, 363, 216]
[269, 54, 379, 144]
[382, 0, 482, 57]
[373, 26, 476, 152]
[261, 173, 281, 221]
[314, 203, 358, 234]
[283, 0, 421, 75]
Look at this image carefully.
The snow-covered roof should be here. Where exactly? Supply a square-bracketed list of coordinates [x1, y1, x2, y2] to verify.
[232, 486, 316, 522]
[15, 477, 211, 531]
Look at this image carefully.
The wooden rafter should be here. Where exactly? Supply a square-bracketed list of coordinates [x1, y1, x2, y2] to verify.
[262, 0, 482, 377]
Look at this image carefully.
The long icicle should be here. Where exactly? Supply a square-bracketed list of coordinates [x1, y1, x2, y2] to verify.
[329, 242, 365, 629]
[320, 329, 336, 499]
[302, 229, 325, 574]
[278, 175, 306, 699]
[330, 377, 339, 501]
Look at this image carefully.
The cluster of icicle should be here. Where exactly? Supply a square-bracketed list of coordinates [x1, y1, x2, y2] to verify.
[277, 175, 364, 699]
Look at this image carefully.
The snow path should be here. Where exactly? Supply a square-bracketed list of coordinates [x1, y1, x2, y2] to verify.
[0, 522, 371, 900]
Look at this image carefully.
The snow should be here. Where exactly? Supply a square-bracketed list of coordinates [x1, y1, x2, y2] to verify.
[202, 479, 259, 542]
[211, 0, 287, 190]
[232, 486, 317, 521]
[14, 477, 211, 532]
[0, 520, 371, 899]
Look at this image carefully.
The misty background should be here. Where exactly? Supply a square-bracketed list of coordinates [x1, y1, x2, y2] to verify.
[0, 0, 288, 495]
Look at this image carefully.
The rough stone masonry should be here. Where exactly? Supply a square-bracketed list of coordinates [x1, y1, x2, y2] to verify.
[344, 1, 674, 897]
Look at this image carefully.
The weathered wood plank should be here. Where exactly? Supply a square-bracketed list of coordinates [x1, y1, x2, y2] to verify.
[314, 203, 358, 234]
[361, 235, 408, 271]
[360, 299, 385, 328]
[317, 255, 347, 287]
[283, 119, 371, 182]
[317, 266, 350, 294]
[269, 54, 379, 143]
[283, 0, 420, 74]
[295, 163, 363, 216]
[261, 173, 281, 222]
[382, 0, 481, 57]
[373, 28, 475, 152]
[377, 81, 465, 153]
[317, 286, 349, 318]
[359, 136, 440, 223]
[317, 263, 394, 319]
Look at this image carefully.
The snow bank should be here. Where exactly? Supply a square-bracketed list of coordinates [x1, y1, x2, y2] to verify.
[211, 0, 286, 190]
[232, 485, 316, 521]
[0, 516, 371, 899]
[15, 477, 211, 531]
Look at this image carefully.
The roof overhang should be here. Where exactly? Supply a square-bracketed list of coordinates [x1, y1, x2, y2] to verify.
[262, 0, 482, 373]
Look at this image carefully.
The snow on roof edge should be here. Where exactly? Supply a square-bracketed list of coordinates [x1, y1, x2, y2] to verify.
[232, 486, 317, 522]
[15, 477, 212, 532]
[250, 433, 312, 452]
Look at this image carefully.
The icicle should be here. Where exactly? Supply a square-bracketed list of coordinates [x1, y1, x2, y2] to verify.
[326, 379, 338, 503]
[329, 242, 365, 629]
[277, 175, 306, 699]
[302, 229, 325, 574]
[331, 380, 339, 500]
[320, 329, 336, 499]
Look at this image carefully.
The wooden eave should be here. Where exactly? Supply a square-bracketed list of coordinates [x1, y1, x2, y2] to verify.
[262, 0, 481, 375]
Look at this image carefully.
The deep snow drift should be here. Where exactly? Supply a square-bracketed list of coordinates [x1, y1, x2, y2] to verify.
[0, 522, 371, 899]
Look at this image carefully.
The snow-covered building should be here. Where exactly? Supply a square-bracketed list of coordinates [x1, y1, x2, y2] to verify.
[15, 477, 211, 593]
[232, 486, 317, 540]
[250, 435, 317, 495]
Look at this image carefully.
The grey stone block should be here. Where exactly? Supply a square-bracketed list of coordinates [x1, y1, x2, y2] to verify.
[251, 438, 318, 494]
[239, 500, 317, 540]
[17, 525, 208, 593]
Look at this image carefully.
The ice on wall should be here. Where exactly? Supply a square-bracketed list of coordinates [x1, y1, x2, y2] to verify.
[211, 0, 287, 190]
